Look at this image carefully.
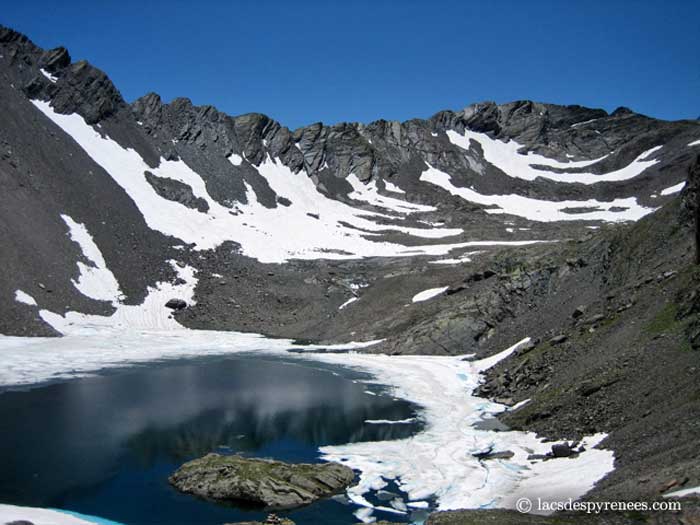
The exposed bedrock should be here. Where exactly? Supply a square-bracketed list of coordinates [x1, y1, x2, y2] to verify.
[169, 453, 355, 510]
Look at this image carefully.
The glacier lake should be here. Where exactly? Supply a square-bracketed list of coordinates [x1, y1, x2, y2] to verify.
[0, 354, 425, 524]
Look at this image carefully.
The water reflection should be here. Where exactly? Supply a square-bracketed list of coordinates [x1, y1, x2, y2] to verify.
[0, 355, 420, 524]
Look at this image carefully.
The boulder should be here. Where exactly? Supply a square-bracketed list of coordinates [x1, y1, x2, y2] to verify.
[169, 453, 355, 509]
[165, 298, 187, 310]
[549, 334, 568, 345]
[551, 443, 573, 458]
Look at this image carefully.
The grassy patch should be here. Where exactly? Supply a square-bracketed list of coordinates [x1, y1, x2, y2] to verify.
[645, 302, 680, 336]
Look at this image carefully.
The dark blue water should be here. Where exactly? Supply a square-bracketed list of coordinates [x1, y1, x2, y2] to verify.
[0, 354, 424, 525]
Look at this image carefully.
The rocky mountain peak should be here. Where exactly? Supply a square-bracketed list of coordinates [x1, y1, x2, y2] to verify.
[39, 46, 71, 72]
[0, 26, 126, 125]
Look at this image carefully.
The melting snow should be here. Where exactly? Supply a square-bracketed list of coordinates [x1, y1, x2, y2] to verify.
[429, 251, 481, 265]
[660, 182, 686, 196]
[412, 287, 448, 303]
[14, 290, 37, 306]
[39, 68, 58, 83]
[38, 260, 196, 335]
[0, 505, 120, 525]
[365, 418, 416, 424]
[663, 485, 700, 498]
[34, 100, 509, 262]
[447, 129, 661, 185]
[61, 214, 122, 303]
[305, 340, 615, 514]
[346, 174, 433, 213]
[420, 164, 655, 222]
[570, 118, 599, 128]
[228, 153, 244, 166]
[689, 139, 700, 147]
[383, 180, 406, 194]
[339, 297, 359, 310]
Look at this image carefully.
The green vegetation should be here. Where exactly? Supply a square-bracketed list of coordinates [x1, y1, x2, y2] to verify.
[644, 302, 680, 336]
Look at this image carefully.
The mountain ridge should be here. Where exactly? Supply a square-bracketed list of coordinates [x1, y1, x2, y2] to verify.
[2, 23, 700, 341]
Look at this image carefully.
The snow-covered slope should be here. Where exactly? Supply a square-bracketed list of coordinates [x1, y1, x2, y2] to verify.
[1, 24, 700, 338]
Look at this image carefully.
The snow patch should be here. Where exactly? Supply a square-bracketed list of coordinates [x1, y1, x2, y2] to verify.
[0, 504, 119, 525]
[39, 260, 195, 335]
[429, 251, 481, 265]
[447, 129, 661, 185]
[383, 180, 406, 194]
[39, 68, 58, 83]
[689, 139, 700, 147]
[420, 164, 655, 223]
[412, 287, 448, 303]
[61, 214, 122, 303]
[228, 153, 243, 166]
[660, 182, 686, 196]
[339, 297, 359, 310]
[346, 173, 433, 214]
[365, 418, 417, 424]
[663, 485, 700, 498]
[14, 290, 37, 306]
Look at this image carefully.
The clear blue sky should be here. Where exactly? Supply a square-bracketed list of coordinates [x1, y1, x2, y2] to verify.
[2, 0, 698, 129]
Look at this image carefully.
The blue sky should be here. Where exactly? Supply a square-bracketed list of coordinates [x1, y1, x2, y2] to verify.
[2, 0, 698, 129]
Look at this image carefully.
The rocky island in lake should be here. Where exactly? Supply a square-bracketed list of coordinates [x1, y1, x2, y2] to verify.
[169, 454, 355, 509]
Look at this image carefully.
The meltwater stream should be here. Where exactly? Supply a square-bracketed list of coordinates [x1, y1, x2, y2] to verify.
[0, 354, 423, 525]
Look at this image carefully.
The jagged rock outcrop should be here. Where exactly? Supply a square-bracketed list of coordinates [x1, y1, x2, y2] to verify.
[169, 453, 355, 509]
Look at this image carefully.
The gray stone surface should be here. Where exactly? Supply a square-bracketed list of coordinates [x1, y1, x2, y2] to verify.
[169, 453, 354, 509]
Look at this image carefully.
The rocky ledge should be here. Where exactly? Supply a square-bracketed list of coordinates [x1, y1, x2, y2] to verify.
[169, 453, 355, 509]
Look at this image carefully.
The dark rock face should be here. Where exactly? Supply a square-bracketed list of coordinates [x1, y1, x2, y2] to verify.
[145, 171, 209, 212]
[39, 46, 71, 72]
[43, 60, 125, 124]
[685, 155, 700, 263]
[169, 453, 355, 509]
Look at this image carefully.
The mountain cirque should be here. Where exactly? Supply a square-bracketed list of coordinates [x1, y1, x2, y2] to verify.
[1, 24, 700, 524]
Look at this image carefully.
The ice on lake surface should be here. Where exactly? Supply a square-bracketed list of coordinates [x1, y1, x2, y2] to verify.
[0, 354, 423, 525]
